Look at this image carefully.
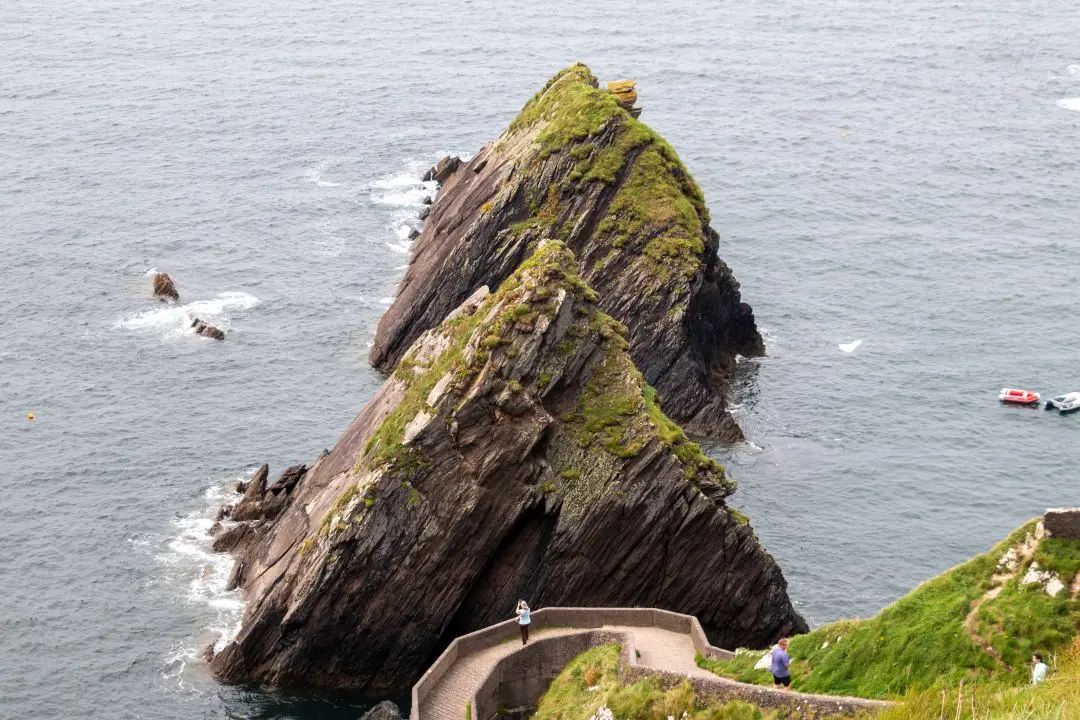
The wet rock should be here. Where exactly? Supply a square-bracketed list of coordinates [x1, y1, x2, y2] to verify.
[361, 701, 404, 720]
[418, 206, 430, 221]
[422, 167, 435, 182]
[407, 228, 420, 240]
[152, 272, 179, 301]
[421, 195, 433, 205]
[192, 317, 225, 340]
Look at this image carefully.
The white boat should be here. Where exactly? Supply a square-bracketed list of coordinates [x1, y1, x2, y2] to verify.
[1044, 392, 1080, 413]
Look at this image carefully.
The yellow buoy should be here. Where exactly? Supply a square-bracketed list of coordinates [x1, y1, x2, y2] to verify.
[27, 412, 35, 421]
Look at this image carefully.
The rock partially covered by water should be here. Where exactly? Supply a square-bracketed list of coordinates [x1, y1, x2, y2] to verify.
[370, 64, 763, 441]
[192, 317, 225, 340]
[209, 241, 804, 693]
[360, 701, 404, 720]
[152, 272, 179, 301]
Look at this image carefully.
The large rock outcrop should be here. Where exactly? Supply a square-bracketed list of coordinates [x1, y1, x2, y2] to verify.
[370, 64, 763, 441]
[209, 242, 804, 692]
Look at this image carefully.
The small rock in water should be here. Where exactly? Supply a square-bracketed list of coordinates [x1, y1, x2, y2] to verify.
[152, 272, 179, 301]
[422, 195, 433, 205]
[191, 317, 226, 340]
[418, 206, 430, 220]
[407, 228, 420, 241]
[421, 167, 435, 182]
[360, 701, 404, 720]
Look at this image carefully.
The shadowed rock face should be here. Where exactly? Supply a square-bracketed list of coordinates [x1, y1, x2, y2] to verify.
[208, 242, 804, 693]
[370, 64, 763, 442]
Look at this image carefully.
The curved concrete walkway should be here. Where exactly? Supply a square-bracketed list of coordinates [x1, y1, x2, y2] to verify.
[422, 624, 712, 720]
[411, 608, 891, 720]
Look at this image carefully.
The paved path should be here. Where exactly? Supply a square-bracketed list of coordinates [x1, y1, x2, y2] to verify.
[421, 625, 712, 720]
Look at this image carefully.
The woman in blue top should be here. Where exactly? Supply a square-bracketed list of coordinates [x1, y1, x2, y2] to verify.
[516, 600, 531, 645]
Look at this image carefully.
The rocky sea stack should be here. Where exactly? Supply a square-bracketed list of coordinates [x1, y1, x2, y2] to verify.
[371, 63, 763, 442]
[207, 66, 802, 694]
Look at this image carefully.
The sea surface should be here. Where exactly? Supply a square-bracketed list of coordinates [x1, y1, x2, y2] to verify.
[2, 0, 1078, 716]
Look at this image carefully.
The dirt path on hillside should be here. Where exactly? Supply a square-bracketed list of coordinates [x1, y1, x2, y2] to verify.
[962, 525, 1044, 668]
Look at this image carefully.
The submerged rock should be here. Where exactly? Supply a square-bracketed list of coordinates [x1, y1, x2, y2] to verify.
[191, 317, 225, 340]
[152, 272, 179, 301]
[370, 64, 763, 441]
[209, 241, 804, 693]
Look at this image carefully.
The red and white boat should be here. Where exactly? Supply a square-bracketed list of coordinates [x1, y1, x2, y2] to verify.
[999, 388, 1041, 405]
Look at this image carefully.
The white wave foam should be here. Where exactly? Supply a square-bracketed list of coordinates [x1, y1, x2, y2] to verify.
[379, 296, 395, 306]
[838, 339, 863, 353]
[386, 240, 413, 254]
[158, 477, 247, 678]
[1068, 64, 1080, 77]
[115, 291, 260, 337]
[1057, 98, 1080, 112]
[306, 159, 342, 188]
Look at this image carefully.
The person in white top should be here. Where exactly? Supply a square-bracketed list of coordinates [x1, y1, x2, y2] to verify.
[516, 600, 531, 645]
[1031, 653, 1048, 684]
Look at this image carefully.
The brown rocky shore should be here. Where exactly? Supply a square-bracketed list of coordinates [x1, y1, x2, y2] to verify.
[206, 65, 804, 694]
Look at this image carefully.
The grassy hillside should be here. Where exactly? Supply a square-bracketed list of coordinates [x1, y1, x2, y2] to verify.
[699, 519, 1080, 699]
[875, 635, 1080, 720]
[533, 645, 774, 720]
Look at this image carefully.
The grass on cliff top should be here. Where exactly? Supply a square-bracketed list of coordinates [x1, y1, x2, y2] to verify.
[700, 520, 1080, 700]
[505, 64, 713, 289]
[533, 645, 776, 720]
[873, 635, 1080, 720]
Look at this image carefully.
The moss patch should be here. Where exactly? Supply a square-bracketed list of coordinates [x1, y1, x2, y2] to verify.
[502, 64, 714, 292]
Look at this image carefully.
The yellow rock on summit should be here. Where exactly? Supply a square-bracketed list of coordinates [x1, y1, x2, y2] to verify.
[607, 79, 638, 108]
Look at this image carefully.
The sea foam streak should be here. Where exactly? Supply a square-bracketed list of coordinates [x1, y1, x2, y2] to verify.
[158, 479, 246, 687]
[838, 339, 863, 353]
[115, 291, 260, 337]
[1057, 98, 1080, 112]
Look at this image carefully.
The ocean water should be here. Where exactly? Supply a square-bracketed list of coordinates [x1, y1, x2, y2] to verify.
[2, 0, 1078, 716]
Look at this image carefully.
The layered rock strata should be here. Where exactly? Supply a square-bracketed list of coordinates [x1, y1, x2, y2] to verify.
[208, 242, 804, 692]
[371, 64, 763, 441]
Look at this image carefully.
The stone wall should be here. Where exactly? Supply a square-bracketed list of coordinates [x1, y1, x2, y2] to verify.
[1044, 508, 1080, 539]
[471, 630, 629, 720]
[622, 666, 891, 718]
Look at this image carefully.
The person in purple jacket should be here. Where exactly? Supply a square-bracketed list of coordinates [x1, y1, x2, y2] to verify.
[770, 638, 791, 689]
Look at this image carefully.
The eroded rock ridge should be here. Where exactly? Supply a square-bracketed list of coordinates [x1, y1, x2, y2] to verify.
[371, 64, 763, 441]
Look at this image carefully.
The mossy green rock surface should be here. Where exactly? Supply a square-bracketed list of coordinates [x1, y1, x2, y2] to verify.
[371, 64, 763, 441]
[209, 242, 804, 693]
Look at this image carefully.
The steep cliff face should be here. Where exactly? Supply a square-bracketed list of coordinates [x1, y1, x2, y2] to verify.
[209, 242, 804, 692]
[370, 64, 763, 442]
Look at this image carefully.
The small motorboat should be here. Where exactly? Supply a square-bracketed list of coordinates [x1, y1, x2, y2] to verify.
[1044, 392, 1080, 413]
[999, 388, 1041, 405]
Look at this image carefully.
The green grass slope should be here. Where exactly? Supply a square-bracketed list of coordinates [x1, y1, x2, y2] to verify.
[700, 519, 1080, 699]
[533, 645, 774, 720]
